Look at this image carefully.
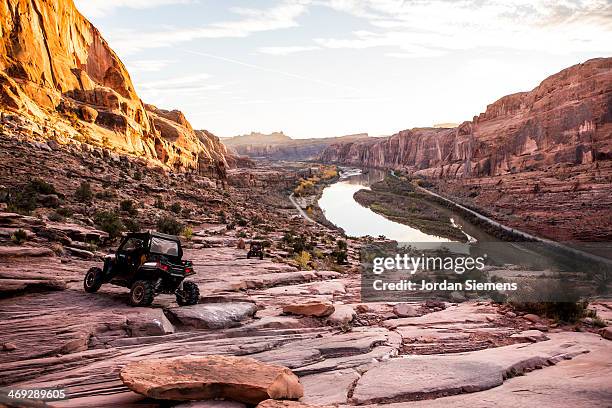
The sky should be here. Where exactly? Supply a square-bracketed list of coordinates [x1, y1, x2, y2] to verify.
[73, 0, 612, 139]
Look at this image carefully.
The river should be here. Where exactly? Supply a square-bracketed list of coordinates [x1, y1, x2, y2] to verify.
[318, 168, 456, 243]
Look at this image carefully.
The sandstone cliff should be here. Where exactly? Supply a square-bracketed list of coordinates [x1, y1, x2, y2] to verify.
[0, 0, 234, 172]
[223, 131, 370, 161]
[319, 58, 611, 177]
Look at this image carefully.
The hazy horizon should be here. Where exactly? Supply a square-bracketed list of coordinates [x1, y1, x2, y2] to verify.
[75, 0, 611, 139]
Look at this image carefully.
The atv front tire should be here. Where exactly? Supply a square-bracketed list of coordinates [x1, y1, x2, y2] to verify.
[177, 281, 200, 306]
[130, 280, 155, 306]
[84, 267, 103, 293]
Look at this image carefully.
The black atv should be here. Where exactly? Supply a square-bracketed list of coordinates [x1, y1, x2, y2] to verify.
[247, 240, 264, 260]
[83, 231, 199, 307]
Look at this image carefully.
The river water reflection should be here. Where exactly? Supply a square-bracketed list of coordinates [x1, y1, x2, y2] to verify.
[318, 168, 452, 243]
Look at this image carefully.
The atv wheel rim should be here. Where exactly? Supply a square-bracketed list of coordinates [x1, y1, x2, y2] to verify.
[85, 272, 94, 287]
[132, 286, 144, 303]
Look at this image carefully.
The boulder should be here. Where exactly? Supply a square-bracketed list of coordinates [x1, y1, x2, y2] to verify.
[120, 355, 304, 404]
[283, 301, 335, 317]
[165, 302, 257, 329]
[393, 303, 418, 318]
[523, 314, 541, 323]
[600, 327, 612, 341]
[327, 305, 356, 326]
[80, 105, 98, 123]
[127, 309, 175, 336]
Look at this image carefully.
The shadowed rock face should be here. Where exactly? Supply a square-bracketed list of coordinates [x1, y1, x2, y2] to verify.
[0, 0, 235, 172]
[319, 58, 612, 177]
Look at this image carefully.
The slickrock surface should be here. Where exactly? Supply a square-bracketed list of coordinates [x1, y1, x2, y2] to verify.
[120, 355, 304, 403]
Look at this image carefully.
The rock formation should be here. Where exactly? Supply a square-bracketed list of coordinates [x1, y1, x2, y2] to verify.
[223, 132, 369, 161]
[120, 355, 304, 403]
[0, 0, 237, 172]
[319, 58, 611, 178]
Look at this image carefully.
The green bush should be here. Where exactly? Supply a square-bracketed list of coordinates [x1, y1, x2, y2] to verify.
[123, 217, 141, 233]
[7, 189, 37, 214]
[154, 196, 165, 209]
[55, 207, 73, 217]
[182, 226, 193, 241]
[119, 199, 134, 212]
[48, 211, 65, 222]
[95, 189, 116, 201]
[169, 202, 182, 214]
[157, 215, 183, 235]
[75, 182, 93, 203]
[133, 170, 143, 181]
[29, 178, 57, 195]
[11, 229, 28, 244]
[94, 210, 124, 239]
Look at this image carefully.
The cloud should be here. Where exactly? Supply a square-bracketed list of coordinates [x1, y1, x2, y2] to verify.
[105, 1, 311, 55]
[74, 0, 194, 18]
[126, 59, 176, 72]
[257, 45, 321, 55]
[314, 0, 612, 56]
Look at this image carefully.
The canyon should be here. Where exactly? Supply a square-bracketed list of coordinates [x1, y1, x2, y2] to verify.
[223, 132, 369, 161]
[0, 0, 610, 407]
[320, 58, 612, 242]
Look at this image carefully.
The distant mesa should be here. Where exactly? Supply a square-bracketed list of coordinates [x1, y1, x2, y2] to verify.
[222, 131, 370, 161]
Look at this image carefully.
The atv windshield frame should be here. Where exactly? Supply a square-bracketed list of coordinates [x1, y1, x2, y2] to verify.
[150, 236, 180, 257]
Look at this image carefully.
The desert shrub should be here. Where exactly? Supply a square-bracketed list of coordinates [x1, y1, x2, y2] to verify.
[181, 208, 192, 218]
[94, 210, 124, 239]
[75, 182, 93, 202]
[182, 226, 193, 241]
[7, 189, 37, 214]
[294, 251, 311, 269]
[237, 231, 247, 238]
[29, 178, 57, 195]
[11, 229, 28, 244]
[154, 196, 165, 209]
[133, 170, 143, 181]
[123, 218, 141, 233]
[169, 202, 182, 214]
[236, 217, 248, 227]
[157, 215, 183, 235]
[47, 211, 65, 222]
[55, 207, 73, 217]
[95, 189, 116, 201]
[332, 239, 349, 264]
[119, 199, 134, 212]
[509, 277, 588, 323]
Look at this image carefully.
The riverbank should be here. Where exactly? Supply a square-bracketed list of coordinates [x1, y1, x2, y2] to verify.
[352, 175, 467, 241]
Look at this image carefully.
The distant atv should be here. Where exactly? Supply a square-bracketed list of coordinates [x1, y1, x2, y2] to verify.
[84, 232, 199, 307]
[247, 241, 264, 260]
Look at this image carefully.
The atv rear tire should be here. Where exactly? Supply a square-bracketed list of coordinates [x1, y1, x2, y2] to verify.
[84, 267, 103, 293]
[177, 281, 200, 306]
[130, 280, 155, 306]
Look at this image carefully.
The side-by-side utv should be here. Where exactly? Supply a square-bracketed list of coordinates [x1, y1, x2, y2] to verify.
[83, 231, 199, 306]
